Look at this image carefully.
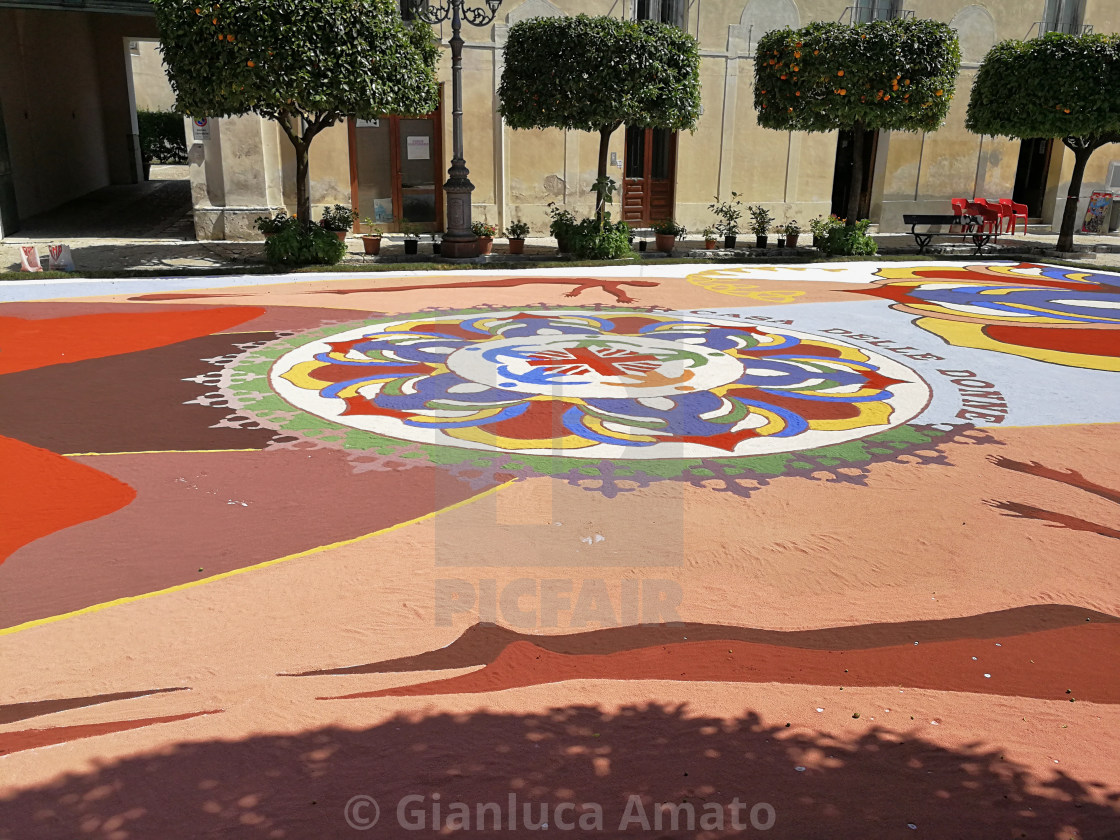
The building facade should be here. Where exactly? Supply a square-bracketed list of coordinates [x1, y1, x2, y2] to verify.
[2, 0, 1118, 241]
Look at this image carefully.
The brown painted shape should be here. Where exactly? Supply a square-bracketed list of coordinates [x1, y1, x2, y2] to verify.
[0, 302, 375, 335]
[0, 710, 221, 756]
[0, 333, 279, 454]
[0, 687, 189, 725]
[330, 623, 1120, 704]
[131, 276, 663, 305]
[289, 604, 1117, 676]
[0, 449, 496, 628]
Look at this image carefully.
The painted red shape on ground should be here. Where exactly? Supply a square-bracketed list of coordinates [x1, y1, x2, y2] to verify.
[984, 324, 1120, 358]
[0, 436, 136, 565]
[0, 306, 266, 375]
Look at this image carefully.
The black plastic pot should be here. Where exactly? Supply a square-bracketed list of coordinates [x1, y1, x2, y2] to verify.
[432, 241, 441, 255]
[755, 235, 768, 249]
[638, 240, 647, 252]
[724, 235, 737, 249]
[404, 239, 418, 255]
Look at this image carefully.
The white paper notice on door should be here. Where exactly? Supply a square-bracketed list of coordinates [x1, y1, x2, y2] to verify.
[406, 135, 430, 160]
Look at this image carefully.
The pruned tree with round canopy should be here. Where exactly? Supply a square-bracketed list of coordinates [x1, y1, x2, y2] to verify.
[966, 32, 1120, 252]
[498, 14, 701, 222]
[152, 0, 440, 225]
[754, 18, 961, 224]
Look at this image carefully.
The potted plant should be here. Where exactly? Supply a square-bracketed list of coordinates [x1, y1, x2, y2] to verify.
[702, 226, 719, 250]
[547, 202, 577, 253]
[255, 211, 292, 239]
[748, 204, 773, 248]
[652, 218, 686, 254]
[320, 204, 356, 241]
[359, 217, 382, 255]
[784, 218, 802, 247]
[708, 191, 743, 248]
[775, 225, 787, 248]
[401, 222, 420, 255]
[505, 220, 530, 255]
[430, 231, 442, 255]
[472, 221, 497, 255]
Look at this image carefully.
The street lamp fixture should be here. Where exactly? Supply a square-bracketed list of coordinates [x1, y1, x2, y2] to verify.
[411, 0, 503, 257]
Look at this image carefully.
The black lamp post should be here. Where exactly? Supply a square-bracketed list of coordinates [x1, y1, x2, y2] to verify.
[411, 0, 503, 257]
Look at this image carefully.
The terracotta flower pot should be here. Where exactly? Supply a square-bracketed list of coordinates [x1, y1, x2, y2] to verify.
[361, 235, 381, 255]
[704, 239, 718, 250]
[655, 233, 676, 254]
[478, 236, 494, 256]
[787, 233, 799, 247]
[508, 238, 525, 255]
[334, 230, 347, 242]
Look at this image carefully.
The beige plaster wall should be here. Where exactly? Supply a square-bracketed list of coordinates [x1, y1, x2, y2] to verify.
[130, 40, 176, 112]
[0, 9, 155, 224]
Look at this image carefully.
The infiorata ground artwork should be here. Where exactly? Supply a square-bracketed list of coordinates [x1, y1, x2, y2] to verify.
[1, 260, 1118, 839]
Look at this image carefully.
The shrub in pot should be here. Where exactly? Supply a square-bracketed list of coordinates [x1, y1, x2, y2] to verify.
[652, 218, 686, 254]
[402, 222, 420, 255]
[264, 220, 347, 266]
[547, 202, 576, 253]
[472, 221, 497, 255]
[708, 192, 742, 248]
[255, 211, 293, 239]
[702, 226, 718, 250]
[320, 204, 356, 241]
[359, 217, 382, 255]
[748, 204, 773, 248]
[505, 219, 530, 255]
[569, 215, 631, 259]
[784, 218, 802, 247]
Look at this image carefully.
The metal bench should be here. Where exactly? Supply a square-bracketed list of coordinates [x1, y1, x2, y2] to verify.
[903, 214, 992, 256]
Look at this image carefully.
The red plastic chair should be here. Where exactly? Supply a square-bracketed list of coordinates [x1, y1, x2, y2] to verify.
[965, 202, 1002, 237]
[999, 199, 1028, 235]
[950, 198, 969, 232]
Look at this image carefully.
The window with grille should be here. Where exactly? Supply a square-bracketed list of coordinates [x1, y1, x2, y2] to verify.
[1042, 0, 1085, 34]
[635, 0, 686, 29]
[852, 0, 904, 23]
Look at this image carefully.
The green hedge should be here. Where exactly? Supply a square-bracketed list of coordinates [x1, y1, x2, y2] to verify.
[137, 109, 187, 164]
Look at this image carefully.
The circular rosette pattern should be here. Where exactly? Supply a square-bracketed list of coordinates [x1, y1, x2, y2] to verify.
[266, 309, 930, 460]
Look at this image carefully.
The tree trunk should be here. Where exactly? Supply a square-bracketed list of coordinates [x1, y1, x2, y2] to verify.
[294, 140, 311, 227]
[845, 121, 866, 225]
[1056, 138, 1097, 252]
[595, 126, 613, 224]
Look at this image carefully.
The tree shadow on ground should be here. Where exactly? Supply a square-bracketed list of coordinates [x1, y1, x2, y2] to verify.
[1, 703, 1117, 839]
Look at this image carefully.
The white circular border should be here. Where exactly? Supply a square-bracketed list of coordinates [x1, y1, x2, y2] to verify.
[268, 310, 932, 460]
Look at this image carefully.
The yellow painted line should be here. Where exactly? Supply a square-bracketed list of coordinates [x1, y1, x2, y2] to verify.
[0, 479, 516, 637]
[63, 449, 262, 457]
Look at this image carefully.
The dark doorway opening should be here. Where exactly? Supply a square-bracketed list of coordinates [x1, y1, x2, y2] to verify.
[0, 98, 18, 237]
[830, 127, 878, 221]
[621, 126, 677, 226]
[1013, 138, 1054, 218]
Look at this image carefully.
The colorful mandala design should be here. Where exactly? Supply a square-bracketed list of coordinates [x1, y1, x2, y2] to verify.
[256, 309, 930, 460]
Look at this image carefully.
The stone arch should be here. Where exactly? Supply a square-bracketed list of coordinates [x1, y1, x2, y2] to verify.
[951, 5, 997, 66]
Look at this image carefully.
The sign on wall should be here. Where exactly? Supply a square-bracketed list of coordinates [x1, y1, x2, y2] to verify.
[1082, 191, 1113, 233]
[406, 135, 430, 160]
[191, 117, 211, 141]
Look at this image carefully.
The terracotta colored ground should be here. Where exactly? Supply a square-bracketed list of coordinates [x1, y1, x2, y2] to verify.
[1, 264, 1118, 839]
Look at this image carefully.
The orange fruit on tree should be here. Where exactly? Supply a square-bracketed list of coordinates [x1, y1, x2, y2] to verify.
[839, 89, 846, 95]
[837, 70, 844, 76]
[247, 60, 255, 67]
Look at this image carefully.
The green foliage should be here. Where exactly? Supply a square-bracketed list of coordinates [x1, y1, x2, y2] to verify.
[547, 202, 578, 245]
[499, 15, 701, 135]
[812, 217, 877, 256]
[966, 33, 1120, 140]
[505, 220, 530, 239]
[708, 192, 743, 237]
[754, 19, 960, 133]
[471, 221, 498, 238]
[651, 218, 687, 238]
[747, 205, 774, 235]
[319, 204, 356, 232]
[153, 0, 440, 124]
[137, 109, 187, 164]
[568, 215, 632, 259]
[255, 211, 293, 234]
[264, 222, 348, 265]
[784, 218, 802, 236]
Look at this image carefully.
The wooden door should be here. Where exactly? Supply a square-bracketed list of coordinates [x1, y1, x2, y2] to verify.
[348, 91, 444, 233]
[622, 126, 677, 226]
